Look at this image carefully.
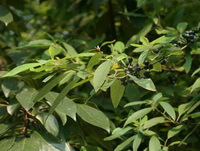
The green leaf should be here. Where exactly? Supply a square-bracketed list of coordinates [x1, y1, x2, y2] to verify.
[114, 135, 136, 151]
[36, 113, 59, 137]
[93, 60, 112, 92]
[16, 40, 52, 49]
[0, 5, 13, 26]
[16, 88, 37, 111]
[124, 108, 152, 126]
[77, 104, 110, 132]
[140, 37, 149, 45]
[62, 42, 78, 56]
[192, 67, 200, 76]
[151, 36, 176, 45]
[143, 117, 165, 129]
[159, 101, 176, 120]
[177, 22, 188, 33]
[126, 23, 152, 46]
[183, 53, 192, 73]
[45, 91, 77, 121]
[149, 136, 161, 151]
[167, 125, 184, 139]
[129, 75, 156, 91]
[101, 40, 116, 47]
[3, 63, 42, 77]
[87, 52, 103, 71]
[49, 77, 80, 114]
[137, 0, 147, 7]
[9, 131, 61, 151]
[114, 41, 125, 53]
[110, 80, 125, 108]
[33, 74, 66, 102]
[178, 100, 196, 118]
[133, 133, 142, 151]
[104, 127, 132, 141]
[138, 49, 149, 65]
[124, 101, 147, 107]
[48, 46, 56, 60]
[0, 137, 15, 151]
[191, 78, 200, 92]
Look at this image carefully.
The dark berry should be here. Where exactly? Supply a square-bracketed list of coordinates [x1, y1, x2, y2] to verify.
[144, 60, 149, 66]
[128, 57, 133, 63]
[153, 49, 159, 53]
[128, 78, 134, 83]
[161, 59, 167, 65]
[182, 33, 190, 38]
[135, 67, 141, 72]
[189, 34, 194, 39]
[161, 45, 165, 48]
[144, 72, 150, 78]
[186, 30, 193, 35]
[122, 81, 128, 86]
[148, 64, 153, 69]
[128, 65, 133, 71]
[144, 65, 149, 69]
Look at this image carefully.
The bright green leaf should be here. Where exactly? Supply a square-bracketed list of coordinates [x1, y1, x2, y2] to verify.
[191, 78, 200, 92]
[138, 49, 148, 65]
[129, 75, 156, 91]
[124, 108, 152, 126]
[114, 135, 136, 151]
[3, 63, 42, 77]
[167, 125, 184, 139]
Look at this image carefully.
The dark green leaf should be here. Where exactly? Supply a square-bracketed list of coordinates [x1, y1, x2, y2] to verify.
[0, 5, 13, 26]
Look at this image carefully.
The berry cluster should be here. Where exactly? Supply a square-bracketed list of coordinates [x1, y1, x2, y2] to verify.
[182, 29, 199, 43]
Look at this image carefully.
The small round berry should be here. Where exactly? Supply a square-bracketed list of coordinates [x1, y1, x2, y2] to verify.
[144, 65, 149, 69]
[148, 64, 153, 69]
[182, 33, 190, 38]
[128, 78, 134, 83]
[144, 60, 149, 66]
[128, 65, 133, 71]
[161, 59, 167, 65]
[189, 34, 194, 39]
[128, 57, 133, 63]
[153, 49, 159, 53]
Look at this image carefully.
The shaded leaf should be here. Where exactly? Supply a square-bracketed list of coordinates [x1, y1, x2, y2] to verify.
[0, 5, 13, 26]
[49, 77, 79, 114]
[36, 113, 59, 137]
[93, 60, 112, 92]
[114, 135, 135, 151]
[177, 22, 188, 33]
[77, 104, 110, 132]
[110, 80, 125, 108]
[191, 78, 200, 92]
[16, 88, 37, 111]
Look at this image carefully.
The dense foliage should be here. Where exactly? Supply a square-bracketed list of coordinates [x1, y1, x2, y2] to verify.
[0, 0, 200, 151]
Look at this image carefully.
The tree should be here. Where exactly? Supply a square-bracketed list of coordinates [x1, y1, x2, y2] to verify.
[0, 0, 200, 150]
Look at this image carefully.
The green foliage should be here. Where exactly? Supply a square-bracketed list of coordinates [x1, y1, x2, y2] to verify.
[0, 0, 200, 151]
